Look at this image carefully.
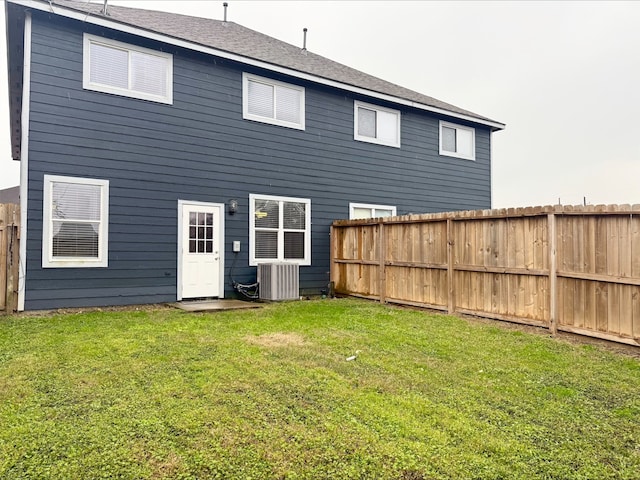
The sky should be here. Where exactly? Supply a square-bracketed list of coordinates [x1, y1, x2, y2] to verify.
[0, 0, 639, 208]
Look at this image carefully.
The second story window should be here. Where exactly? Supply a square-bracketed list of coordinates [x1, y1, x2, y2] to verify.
[242, 73, 305, 130]
[354, 101, 401, 148]
[439, 121, 476, 160]
[349, 203, 397, 219]
[83, 34, 173, 104]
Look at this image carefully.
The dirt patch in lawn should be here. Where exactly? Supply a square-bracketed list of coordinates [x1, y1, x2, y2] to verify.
[245, 332, 307, 348]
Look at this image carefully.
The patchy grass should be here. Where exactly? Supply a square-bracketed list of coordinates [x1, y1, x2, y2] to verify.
[0, 298, 639, 479]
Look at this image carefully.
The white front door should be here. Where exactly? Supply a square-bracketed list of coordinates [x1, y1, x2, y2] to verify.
[179, 202, 224, 299]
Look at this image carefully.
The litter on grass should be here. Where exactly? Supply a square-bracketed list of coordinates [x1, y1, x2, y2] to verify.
[346, 350, 362, 361]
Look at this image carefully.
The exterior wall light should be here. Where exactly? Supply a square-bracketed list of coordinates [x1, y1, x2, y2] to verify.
[229, 199, 238, 215]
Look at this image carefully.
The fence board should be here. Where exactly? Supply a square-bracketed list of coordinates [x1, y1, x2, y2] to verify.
[584, 279, 596, 331]
[0, 204, 20, 314]
[633, 286, 640, 340]
[0, 225, 5, 311]
[576, 277, 586, 329]
[632, 216, 640, 277]
[619, 285, 635, 338]
[607, 217, 619, 276]
[595, 217, 607, 275]
[332, 205, 640, 347]
[512, 219, 522, 268]
[595, 282, 609, 332]
[542, 216, 550, 270]
[608, 283, 621, 335]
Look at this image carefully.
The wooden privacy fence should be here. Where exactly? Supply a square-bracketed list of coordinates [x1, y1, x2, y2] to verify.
[331, 205, 640, 347]
[0, 204, 20, 314]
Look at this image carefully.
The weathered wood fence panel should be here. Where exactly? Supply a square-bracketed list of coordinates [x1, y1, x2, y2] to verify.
[331, 205, 640, 347]
[0, 203, 20, 314]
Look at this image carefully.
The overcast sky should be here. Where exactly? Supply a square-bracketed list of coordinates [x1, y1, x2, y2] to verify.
[1, 0, 639, 208]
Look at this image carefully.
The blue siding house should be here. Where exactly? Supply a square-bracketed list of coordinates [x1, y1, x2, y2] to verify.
[5, 0, 504, 311]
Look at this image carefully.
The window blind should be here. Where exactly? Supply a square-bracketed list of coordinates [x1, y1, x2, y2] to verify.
[51, 181, 102, 258]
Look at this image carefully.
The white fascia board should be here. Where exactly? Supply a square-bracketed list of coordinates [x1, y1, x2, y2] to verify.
[9, 0, 506, 131]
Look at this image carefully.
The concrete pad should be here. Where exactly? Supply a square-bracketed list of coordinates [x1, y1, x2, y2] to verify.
[174, 299, 264, 312]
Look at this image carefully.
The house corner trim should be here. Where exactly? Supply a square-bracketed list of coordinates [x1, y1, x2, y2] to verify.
[17, 12, 32, 311]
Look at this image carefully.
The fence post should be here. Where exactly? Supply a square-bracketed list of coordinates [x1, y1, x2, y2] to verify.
[0, 204, 20, 314]
[379, 220, 386, 304]
[447, 218, 455, 314]
[6, 224, 17, 314]
[548, 212, 557, 335]
[329, 225, 335, 293]
[0, 226, 5, 313]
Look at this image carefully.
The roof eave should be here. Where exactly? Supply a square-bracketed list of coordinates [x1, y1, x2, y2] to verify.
[7, 0, 505, 131]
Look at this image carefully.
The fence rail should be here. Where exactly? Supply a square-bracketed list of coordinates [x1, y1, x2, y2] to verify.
[0, 203, 20, 314]
[331, 205, 640, 347]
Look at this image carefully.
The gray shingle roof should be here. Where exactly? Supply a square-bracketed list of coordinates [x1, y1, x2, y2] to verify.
[50, 0, 503, 128]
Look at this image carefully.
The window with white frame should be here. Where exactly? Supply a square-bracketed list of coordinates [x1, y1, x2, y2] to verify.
[354, 101, 401, 148]
[243, 73, 305, 130]
[83, 34, 173, 104]
[439, 121, 475, 160]
[349, 203, 397, 219]
[42, 175, 109, 268]
[249, 194, 311, 266]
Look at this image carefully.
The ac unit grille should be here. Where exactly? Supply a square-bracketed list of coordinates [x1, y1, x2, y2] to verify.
[258, 263, 299, 301]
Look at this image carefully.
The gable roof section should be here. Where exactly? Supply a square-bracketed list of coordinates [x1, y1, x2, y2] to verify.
[10, 0, 504, 131]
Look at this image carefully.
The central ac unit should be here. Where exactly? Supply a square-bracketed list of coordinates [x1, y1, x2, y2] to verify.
[258, 263, 299, 301]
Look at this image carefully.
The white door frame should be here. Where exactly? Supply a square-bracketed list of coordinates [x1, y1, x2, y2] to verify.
[177, 200, 225, 301]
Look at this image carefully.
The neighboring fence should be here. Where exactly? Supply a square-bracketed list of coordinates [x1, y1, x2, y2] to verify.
[331, 205, 640, 347]
[0, 204, 20, 314]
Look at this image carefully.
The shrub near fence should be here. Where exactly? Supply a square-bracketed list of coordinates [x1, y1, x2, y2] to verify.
[331, 205, 640, 347]
[0, 203, 19, 314]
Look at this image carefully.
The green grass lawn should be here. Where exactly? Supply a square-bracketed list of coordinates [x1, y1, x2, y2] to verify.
[0, 299, 639, 479]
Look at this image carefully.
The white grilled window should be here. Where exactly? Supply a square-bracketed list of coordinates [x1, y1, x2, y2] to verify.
[349, 203, 397, 219]
[43, 175, 109, 268]
[83, 34, 173, 104]
[439, 121, 476, 160]
[249, 194, 311, 266]
[243, 73, 305, 130]
[354, 101, 401, 148]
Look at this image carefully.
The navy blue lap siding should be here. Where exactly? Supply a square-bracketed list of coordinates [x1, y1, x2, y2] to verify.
[23, 13, 492, 310]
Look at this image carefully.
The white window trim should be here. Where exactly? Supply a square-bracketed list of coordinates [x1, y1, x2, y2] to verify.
[349, 203, 397, 219]
[354, 100, 401, 148]
[249, 193, 311, 266]
[83, 33, 173, 104]
[242, 72, 305, 130]
[42, 175, 109, 268]
[439, 120, 476, 161]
